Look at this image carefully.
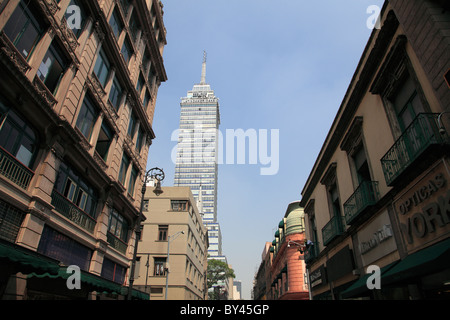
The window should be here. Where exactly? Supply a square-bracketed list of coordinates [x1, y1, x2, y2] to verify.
[143, 90, 151, 110]
[329, 182, 341, 218]
[37, 40, 69, 94]
[128, 166, 138, 196]
[93, 50, 111, 88]
[129, 11, 141, 43]
[127, 112, 136, 137]
[101, 257, 126, 284]
[171, 200, 189, 211]
[109, 77, 123, 111]
[76, 94, 98, 140]
[142, 47, 151, 75]
[154, 257, 166, 276]
[54, 161, 98, 218]
[121, 38, 132, 65]
[393, 74, 426, 131]
[38, 226, 93, 271]
[3, 0, 44, 59]
[108, 208, 129, 242]
[109, 9, 123, 40]
[150, 287, 163, 294]
[95, 121, 114, 161]
[136, 73, 145, 95]
[135, 129, 144, 153]
[119, 0, 131, 15]
[352, 144, 371, 185]
[0, 102, 38, 168]
[158, 225, 168, 241]
[63, 178, 77, 202]
[320, 163, 342, 220]
[118, 152, 130, 185]
[0, 199, 26, 243]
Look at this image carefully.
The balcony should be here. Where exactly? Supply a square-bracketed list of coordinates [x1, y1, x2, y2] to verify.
[343, 181, 380, 225]
[304, 243, 319, 264]
[51, 190, 97, 233]
[0, 146, 34, 190]
[107, 232, 128, 254]
[322, 216, 345, 246]
[381, 113, 446, 186]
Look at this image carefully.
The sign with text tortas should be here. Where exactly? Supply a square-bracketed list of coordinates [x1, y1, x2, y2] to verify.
[393, 159, 450, 254]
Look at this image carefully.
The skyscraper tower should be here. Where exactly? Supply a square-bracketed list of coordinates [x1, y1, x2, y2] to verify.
[174, 52, 224, 259]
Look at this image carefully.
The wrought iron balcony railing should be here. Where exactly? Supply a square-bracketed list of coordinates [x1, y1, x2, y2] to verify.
[322, 216, 345, 246]
[0, 146, 34, 190]
[344, 180, 380, 225]
[51, 190, 97, 233]
[381, 113, 445, 186]
[304, 243, 319, 264]
[107, 232, 128, 254]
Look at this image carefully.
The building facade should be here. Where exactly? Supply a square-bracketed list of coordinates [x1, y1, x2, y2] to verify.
[0, 0, 167, 299]
[134, 186, 208, 300]
[300, 0, 450, 300]
[253, 202, 310, 300]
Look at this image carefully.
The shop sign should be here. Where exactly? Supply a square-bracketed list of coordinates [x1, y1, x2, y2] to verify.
[309, 265, 327, 288]
[357, 210, 397, 266]
[359, 224, 393, 255]
[326, 246, 354, 282]
[394, 163, 450, 253]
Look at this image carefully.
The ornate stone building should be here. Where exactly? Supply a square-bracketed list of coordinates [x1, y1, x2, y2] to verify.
[253, 202, 310, 300]
[0, 0, 167, 299]
[300, 0, 450, 300]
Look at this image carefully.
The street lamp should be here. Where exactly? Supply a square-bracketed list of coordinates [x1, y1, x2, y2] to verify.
[127, 167, 165, 300]
[165, 230, 185, 300]
[287, 240, 314, 254]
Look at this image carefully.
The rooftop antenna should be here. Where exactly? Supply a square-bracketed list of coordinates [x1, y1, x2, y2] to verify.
[200, 51, 207, 84]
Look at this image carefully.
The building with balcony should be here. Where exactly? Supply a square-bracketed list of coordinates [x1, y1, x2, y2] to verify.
[134, 186, 208, 300]
[0, 0, 167, 299]
[253, 202, 309, 300]
[300, 0, 450, 300]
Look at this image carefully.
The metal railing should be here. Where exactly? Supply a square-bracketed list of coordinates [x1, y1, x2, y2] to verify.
[107, 232, 128, 254]
[322, 216, 345, 246]
[0, 146, 34, 190]
[381, 113, 444, 186]
[51, 190, 97, 233]
[343, 180, 380, 225]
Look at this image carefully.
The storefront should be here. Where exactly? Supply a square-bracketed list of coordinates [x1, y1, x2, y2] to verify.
[309, 245, 356, 300]
[383, 159, 450, 299]
[342, 210, 400, 299]
[343, 158, 450, 300]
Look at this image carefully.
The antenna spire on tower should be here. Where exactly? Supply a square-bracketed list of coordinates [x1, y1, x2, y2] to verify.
[200, 51, 207, 84]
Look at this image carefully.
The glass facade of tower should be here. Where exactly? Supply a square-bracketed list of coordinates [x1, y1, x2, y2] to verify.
[174, 66, 222, 257]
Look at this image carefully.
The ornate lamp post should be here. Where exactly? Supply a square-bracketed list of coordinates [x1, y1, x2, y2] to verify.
[127, 167, 165, 300]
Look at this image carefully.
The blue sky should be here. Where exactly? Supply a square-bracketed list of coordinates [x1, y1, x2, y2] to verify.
[147, 0, 385, 299]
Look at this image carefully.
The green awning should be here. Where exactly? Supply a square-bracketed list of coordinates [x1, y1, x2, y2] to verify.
[29, 267, 122, 294]
[275, 230, 280, 238]
[341, 261, 399, 299]
[383, 238, 450, 285]
[29, 267, 149, 300]
[0, 239, 60, 275]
